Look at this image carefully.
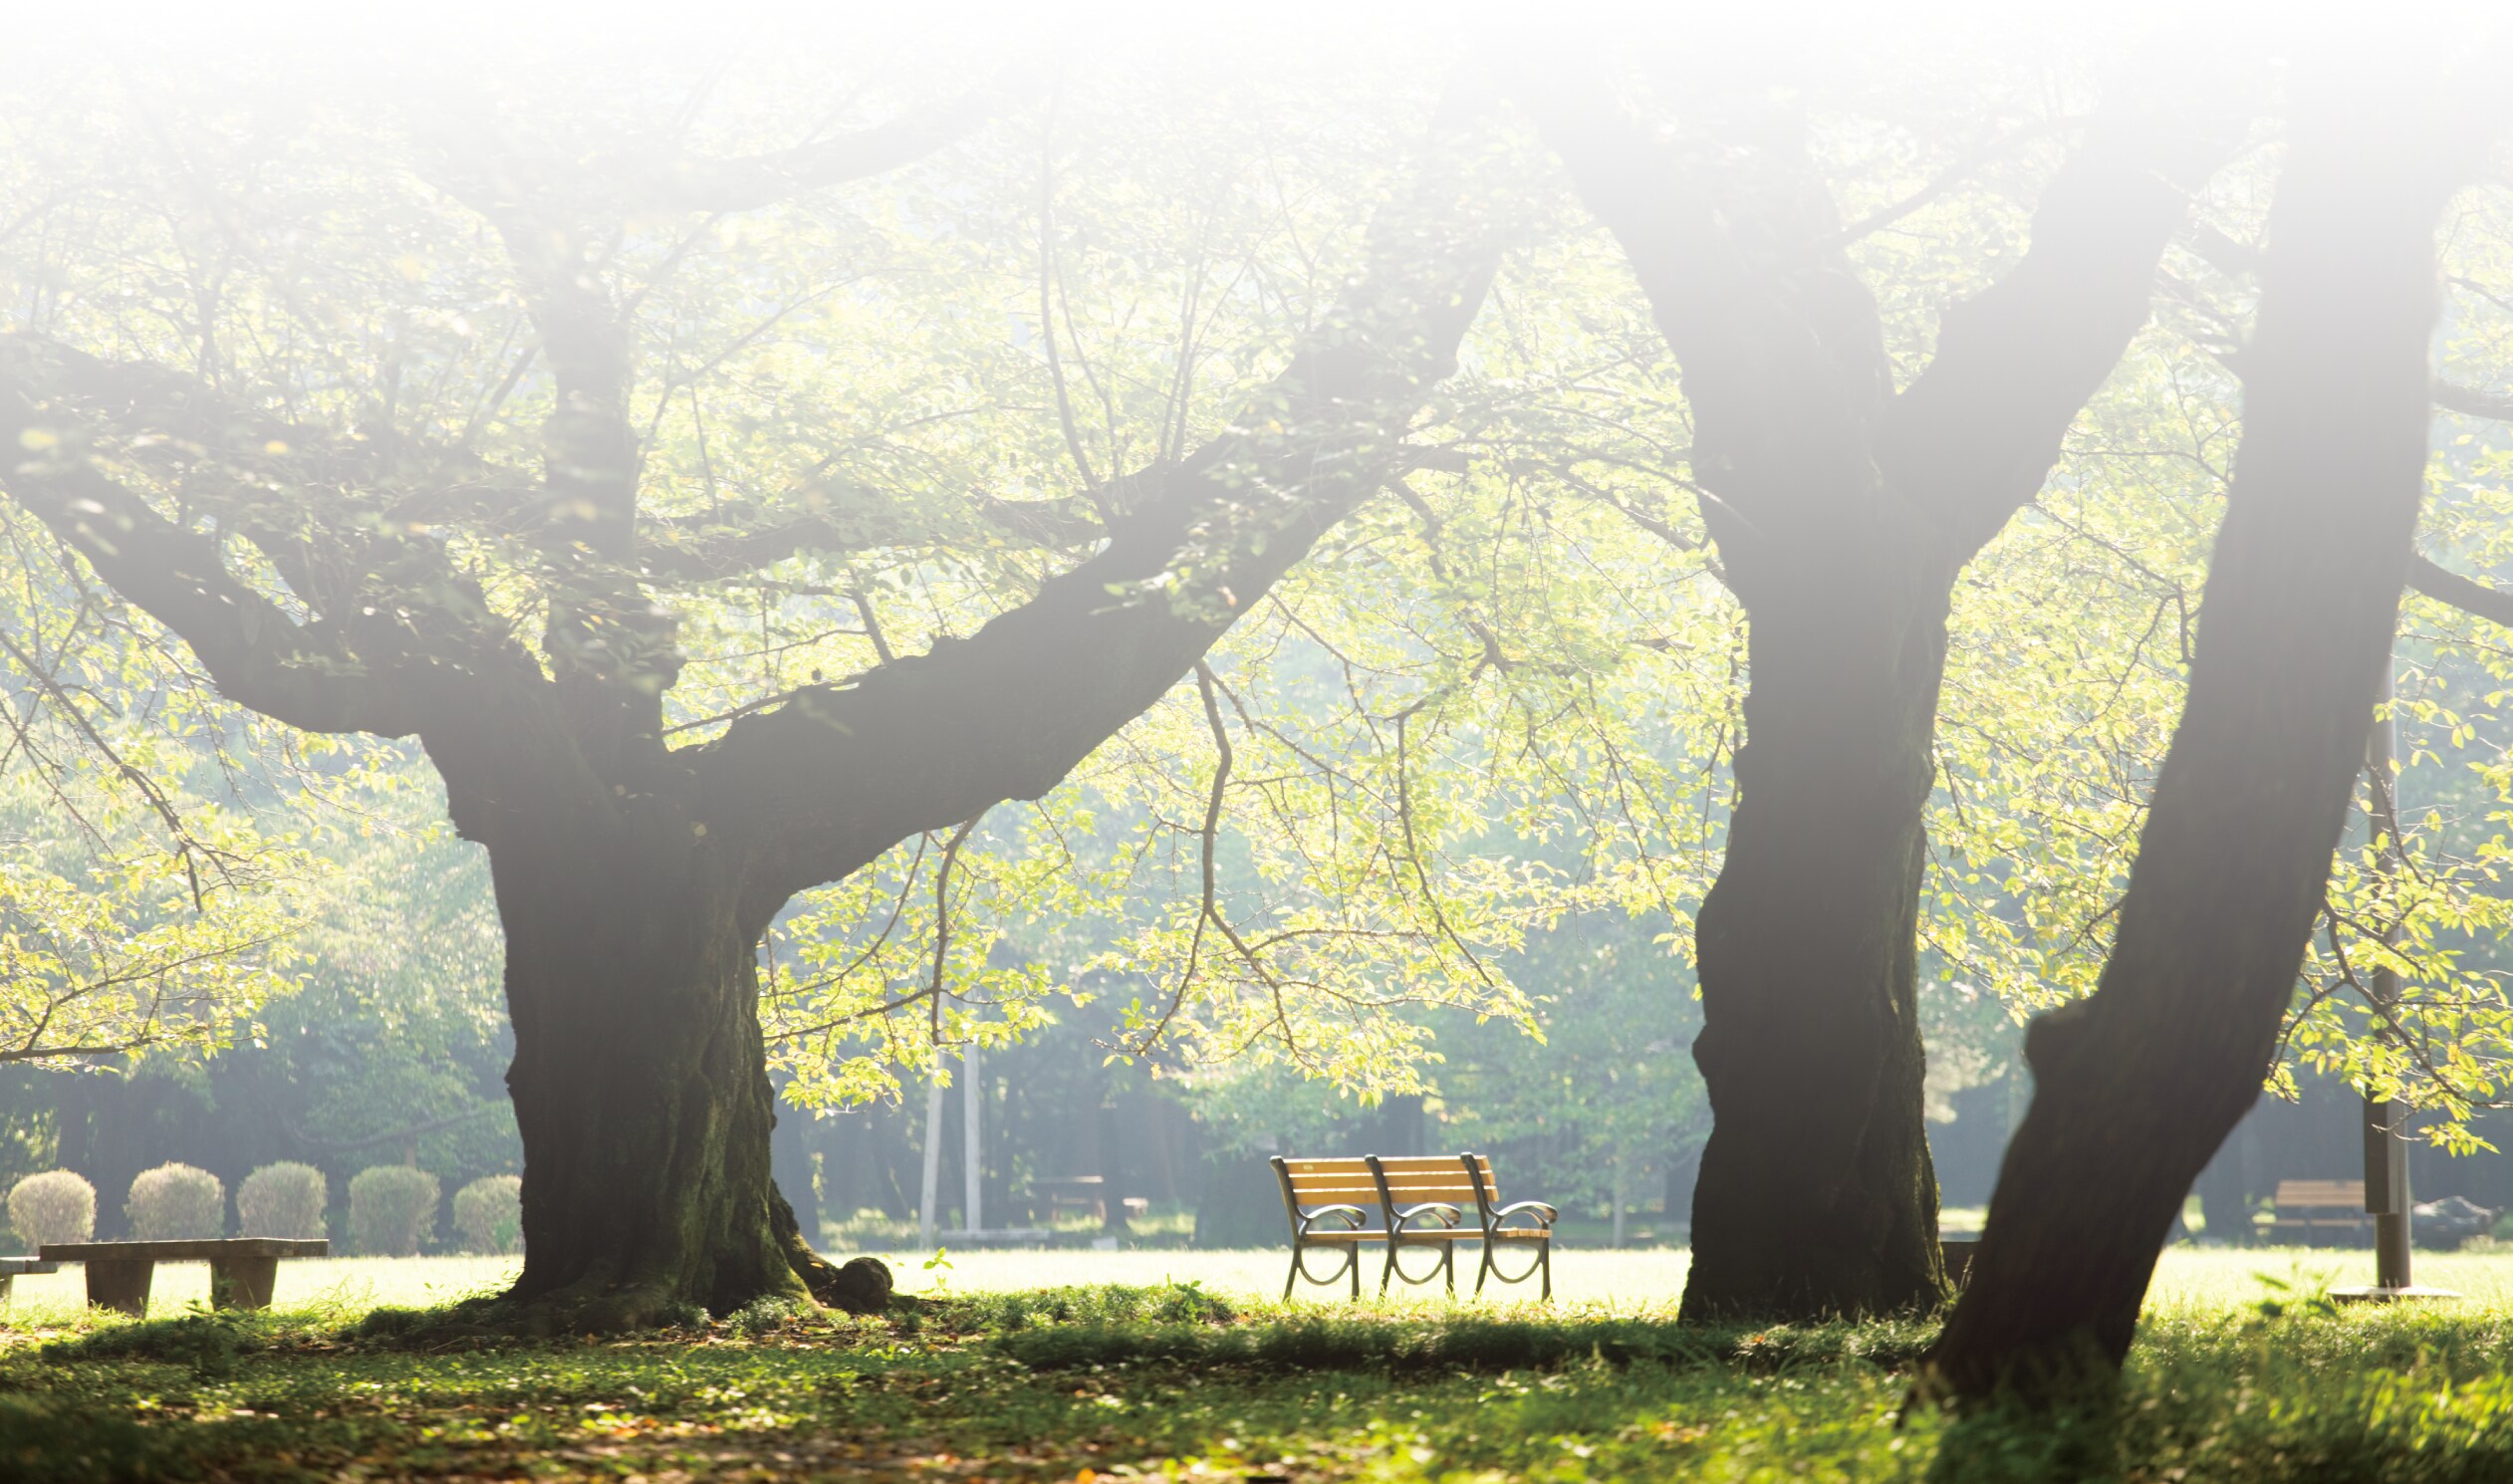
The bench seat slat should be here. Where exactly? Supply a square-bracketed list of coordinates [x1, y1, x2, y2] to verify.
[1296, 1229, 1468, 1241]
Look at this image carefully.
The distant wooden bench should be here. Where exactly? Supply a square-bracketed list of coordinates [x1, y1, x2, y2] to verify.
[0, 1255, 59, 1305]
[2267, 1180, 2371, 1245]
[1270, 1152, 1557, 1301]
[42, 1239, 329, 1316]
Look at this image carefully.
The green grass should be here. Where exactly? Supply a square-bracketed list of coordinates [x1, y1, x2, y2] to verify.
[3, 1249, 2511, 1480]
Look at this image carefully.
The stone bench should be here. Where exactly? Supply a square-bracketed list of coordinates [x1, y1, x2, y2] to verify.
[0, 1255, 59, 1304]
[41, 1239, 328, 1316]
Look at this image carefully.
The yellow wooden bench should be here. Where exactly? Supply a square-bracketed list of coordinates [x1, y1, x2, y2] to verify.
[1269, 1152, 1556, 1300]
[2266, 1179, 2372, 1244]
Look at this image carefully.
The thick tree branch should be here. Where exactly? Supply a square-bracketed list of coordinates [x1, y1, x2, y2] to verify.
[1880, 106, 2240, 557]
[1527, 82, 1887, 565]
[636, 89, 996, 214]
[2434, 380, 2513, 421]
[2407, 553, 2513, 628]
[636, 491, 1107, 583]
[0, 386, 419, 736]
[0, 332, 540, 599]
[0, 341, 597, 837]
[689, 122, 1512, 911]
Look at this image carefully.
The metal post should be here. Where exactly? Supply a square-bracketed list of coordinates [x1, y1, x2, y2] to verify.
[918, 1062, 945, 1250]
[1610, 1147, 1627, 1249]
[963, 1044, 982, 1236]
[2337, 649, 2451, 1303]
[2365, 656, 2413, 1290]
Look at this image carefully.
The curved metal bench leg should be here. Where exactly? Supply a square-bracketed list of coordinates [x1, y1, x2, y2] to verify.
[1474, 1239, 1553, 1297]
[1288, 1242, 1364, 1301]
[1382, 1238, 1461, 1296]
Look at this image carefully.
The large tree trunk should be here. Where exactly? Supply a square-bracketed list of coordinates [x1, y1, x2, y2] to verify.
[485, 817, 815, 1326]
[1532, 85, 2231, 1324]
[1923, 80, 2471, 1397]
[1682, 543, 1951, 1319]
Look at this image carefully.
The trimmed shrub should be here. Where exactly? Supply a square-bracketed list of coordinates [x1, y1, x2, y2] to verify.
[8, 1170, 97, 1250]
[348, 1165, 440, 1256]
[126, 1163, 224, 1240]
[236, 1162, 328, 1239]
[451, 1175, 522, 1255]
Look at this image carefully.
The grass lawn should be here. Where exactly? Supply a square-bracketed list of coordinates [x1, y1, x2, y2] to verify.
[4, 1246, 2511, 1480]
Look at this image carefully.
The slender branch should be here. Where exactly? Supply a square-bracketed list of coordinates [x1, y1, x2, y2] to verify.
[2407, 553, 2513, 628]
[1130, 660, 1232, 1057]
[0, 623, 224, 906]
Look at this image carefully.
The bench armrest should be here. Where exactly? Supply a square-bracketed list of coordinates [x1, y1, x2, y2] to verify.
[1390, 1202, 1462, 1231]
[1487, 1200, 1558, 1229]
[1297, 1205, 1373, 1235]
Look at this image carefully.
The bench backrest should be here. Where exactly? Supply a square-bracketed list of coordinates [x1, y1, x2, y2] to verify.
[2273, 1179, 2366, 1209]
[1271, 1153, 1503, 1225]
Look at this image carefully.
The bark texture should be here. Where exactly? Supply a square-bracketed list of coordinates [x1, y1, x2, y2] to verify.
[1535, 87, 2234, 1321]
[486, 824, 800, 1323]
[1923, 83, 2474, 1396]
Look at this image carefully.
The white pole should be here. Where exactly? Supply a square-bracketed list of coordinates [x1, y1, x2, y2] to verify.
[963, 1044, 983, 1235]
[1612, 1146, 1627, 1248]
[918, 1062, 945, 1249]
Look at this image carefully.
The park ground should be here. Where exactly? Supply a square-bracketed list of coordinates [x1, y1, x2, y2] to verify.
[5, 1248, 2513, 1480]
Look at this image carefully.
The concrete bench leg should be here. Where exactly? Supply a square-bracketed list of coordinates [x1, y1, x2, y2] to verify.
[86, 1259, 153, 1317]
[208, 1255, 279, 1311]
[0, 1275, 12, 1307]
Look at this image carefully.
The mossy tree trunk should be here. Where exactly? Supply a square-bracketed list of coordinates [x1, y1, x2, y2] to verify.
[481, 815, 809, 1324]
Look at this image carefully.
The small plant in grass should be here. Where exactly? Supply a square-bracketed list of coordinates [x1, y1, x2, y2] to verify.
[349, 1165, 440, 1256]
[8, 1169, 96, 1249]
[236, 1162, 328, 1239]
[127, 1162, 224, 1240]
[451, 1174, 522, 1254]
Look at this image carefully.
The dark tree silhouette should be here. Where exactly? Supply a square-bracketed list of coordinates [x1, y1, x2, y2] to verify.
[1924, 73, 2481, 1395]
[1533, 80, 2236, 1321]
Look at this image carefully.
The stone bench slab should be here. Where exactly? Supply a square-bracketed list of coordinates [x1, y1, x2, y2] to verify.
[0, 1255, 57, 1306]
[41, 1239, 328, 1315]
[41, 1239, 327, 1261]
